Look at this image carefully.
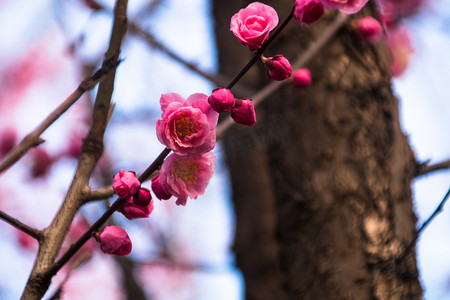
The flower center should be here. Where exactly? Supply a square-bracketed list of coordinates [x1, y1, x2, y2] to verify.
[175, 113, 202, 138]
[175, 159, 201, 186]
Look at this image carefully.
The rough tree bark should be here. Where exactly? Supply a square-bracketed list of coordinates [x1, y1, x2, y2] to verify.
[212, 1, 422, 299]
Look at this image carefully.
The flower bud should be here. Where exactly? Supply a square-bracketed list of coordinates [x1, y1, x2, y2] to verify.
[294, 0, 324, 25]
[98, 225, 132, 256]
[113, 169, 141, 199]
[292, 68, 312, 89]
[355, 17, 383, 43]
[231, 98, 256, 126]
[133, 187, 152, 206]
[151, 175, 172, 200]
[208, 88, 235, 113]
[264, 55, 292, 81]
[119, 197, 154, 220]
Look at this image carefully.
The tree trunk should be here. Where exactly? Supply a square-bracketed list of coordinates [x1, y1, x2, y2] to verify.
[212, 1, 422, 299]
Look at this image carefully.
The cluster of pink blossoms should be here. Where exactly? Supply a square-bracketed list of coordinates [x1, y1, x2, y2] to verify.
[103, 0, 375, 257]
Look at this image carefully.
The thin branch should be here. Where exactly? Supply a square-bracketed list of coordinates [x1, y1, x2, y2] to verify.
[396, 187, 450, 265]
[416, 158, 450, 177]
[0, 56, 120, 175]
[216, 12, 349, 138]
[0, 210, 41, 240]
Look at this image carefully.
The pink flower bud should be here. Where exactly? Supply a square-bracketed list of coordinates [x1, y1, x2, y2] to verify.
[98, 225, 132, 256]
[152, 175, 172, 200]
[294, 0, 324, 25]
[133, 187, 152, 206]
[292, 68, 312, 89]
[231, 98, 256, 126]
[119, 197, 154, 220]
[355, 17, 383, 43]
[264, 55, 292, 81]
[113, 169, 141, 199]
[208, 88, 235, 113]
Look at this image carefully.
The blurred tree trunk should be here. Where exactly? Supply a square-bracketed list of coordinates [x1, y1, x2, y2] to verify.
[212, 1, 422, 299]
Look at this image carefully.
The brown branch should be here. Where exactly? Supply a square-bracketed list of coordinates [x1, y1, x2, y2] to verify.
[416, 158, 450, 177]
[20, 1, 129, 299]
[216, 12, 349, 138]
[0, 56, 120, 175]
[0, 210, 41, 240]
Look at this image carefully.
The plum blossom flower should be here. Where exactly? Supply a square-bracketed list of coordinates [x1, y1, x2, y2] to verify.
[355, 17, 383, 43]
[113, 169, 141, 199]
[320, 0, 368, 14]
[208, 88, 235, 113]
[133, 187, 152, 206]
[156, 93, 219, 156]
[230, 2, 279, 50]
[159, 152, 215, 206]
[292, 68, 312, 89]
[263, 55, 292, 81]
[98, 226, 132, 256]
[294, 0, 324, 25]
[231, 98, 256, 126]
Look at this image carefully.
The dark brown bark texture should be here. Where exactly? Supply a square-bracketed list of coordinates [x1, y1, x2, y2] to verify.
[212, 1, 422, 299]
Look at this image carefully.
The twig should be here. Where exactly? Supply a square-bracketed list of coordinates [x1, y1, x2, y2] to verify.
[216, 12, 349, 138]
[396, 187, 450, 264]
[416, 158, 450, 177]
[0, 210, 41, 240]
[0, 55, 120, 175]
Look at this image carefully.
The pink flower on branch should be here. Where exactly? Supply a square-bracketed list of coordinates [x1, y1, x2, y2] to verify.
[98, 226, 132, 256]
[156, 93, 219, 156]
[151, 175, 172, 200]
[159, 152, 215, 206]
[231, 98, 256, 126]
[320, 0, 368, 14]
[208, 88, 235, 113]
[119, 196, 154, 220]
[230, 2, 279, 50]
[263, 55, 292, 81]
[113, 169, 141, 199]
[355, 17, 383, 43]
[292, 68, 312, 89]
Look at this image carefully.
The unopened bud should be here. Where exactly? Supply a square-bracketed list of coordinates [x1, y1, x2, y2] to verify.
[231, 98, 256, 126]
[98, 226, 132, 256]
[292, 68, 312, 89]
[208, 88, 235, 113]
[264, 55, 292, 81]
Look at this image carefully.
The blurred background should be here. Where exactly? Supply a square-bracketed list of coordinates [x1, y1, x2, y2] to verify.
[0, 0, 449, 299]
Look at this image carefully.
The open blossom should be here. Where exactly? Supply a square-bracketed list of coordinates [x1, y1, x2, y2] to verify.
[156, 93, 219, 156]
[294, 0, 324, 25]
[320, 0, 368, 14]
[264, 55, 292, 81]
[230, 2, 279, 50]
[113, 169, 141, 199]
[98, 226, 132, 256]
[159, 152, 215, 206]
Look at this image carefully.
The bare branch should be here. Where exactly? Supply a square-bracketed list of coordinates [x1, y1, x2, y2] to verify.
[0, 55, 120, 175]
[0, 210, 42, 240]
[416, 158, 450, 177]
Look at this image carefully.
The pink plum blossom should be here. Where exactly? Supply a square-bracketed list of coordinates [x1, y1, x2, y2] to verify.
[151, 175, 172, 200]
[98, 225, 132, 256]
[264, 55, 292, 81]
[294, 0, 324, 25]
[230, 2, 279, 50]
[156, 93, 219, 156]
[159, 152, 215, 206]
[355, 17, 383, 43]
[113, 169, 141, 199]
[208, 88, 235, 113]
[119, 196, 154, 220]
[231, 98, 256, 126]
[320, 0, 368, 14]
[292, 68, 312, 89]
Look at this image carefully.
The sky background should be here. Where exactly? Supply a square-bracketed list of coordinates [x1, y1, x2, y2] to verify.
[0, 0, 449, 299]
